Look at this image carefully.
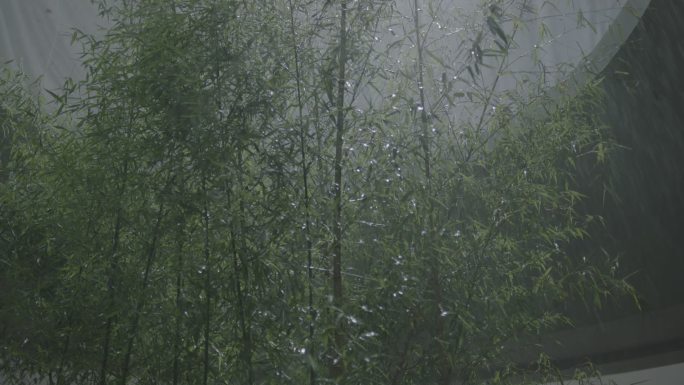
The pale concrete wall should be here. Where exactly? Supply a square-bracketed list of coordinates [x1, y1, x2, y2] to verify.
[0, 0, 105, 91]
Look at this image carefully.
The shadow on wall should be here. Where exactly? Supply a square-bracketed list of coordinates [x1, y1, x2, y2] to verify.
[591, 0, 684, 312]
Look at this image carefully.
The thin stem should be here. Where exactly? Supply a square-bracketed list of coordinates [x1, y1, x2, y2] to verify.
[231, 145, 253, 385]
[330, 0, 348, 379]
[413, 0, 431, 181]
[201, 176, 211, 385]
[287, 0, 316, 383]
[98, 154, 129, 385]
[172, 217, 185, 385]
[120, 201, 166, 385]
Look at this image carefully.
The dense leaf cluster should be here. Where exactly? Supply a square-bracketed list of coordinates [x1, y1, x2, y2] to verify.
[1, 1, 632, 384]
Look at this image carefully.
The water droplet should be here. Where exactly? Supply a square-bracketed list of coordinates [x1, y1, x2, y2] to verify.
[361, 331, 378, 339]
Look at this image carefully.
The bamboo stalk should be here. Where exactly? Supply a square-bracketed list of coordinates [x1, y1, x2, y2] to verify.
[287, 0, 317, 382]
[330, 0, 348, 379]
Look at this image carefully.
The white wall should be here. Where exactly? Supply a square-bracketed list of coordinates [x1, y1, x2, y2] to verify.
[0, 0, 649, 95]
[0, 0, 104, 91]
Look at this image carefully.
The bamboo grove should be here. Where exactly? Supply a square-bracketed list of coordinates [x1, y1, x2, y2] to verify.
[1, 0, 634, 384]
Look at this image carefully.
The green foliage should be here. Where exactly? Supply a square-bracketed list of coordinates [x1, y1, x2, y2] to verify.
[0, 1, 633, 384]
